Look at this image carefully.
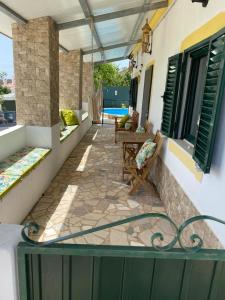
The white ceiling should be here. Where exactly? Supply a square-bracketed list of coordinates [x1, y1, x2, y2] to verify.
[0, 0, 161, 63]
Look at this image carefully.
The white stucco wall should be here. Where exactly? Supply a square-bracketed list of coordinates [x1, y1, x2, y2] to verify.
[0, 125, 26, 161]
[0, 224, 23, 300]
[135, 0, 225, 245]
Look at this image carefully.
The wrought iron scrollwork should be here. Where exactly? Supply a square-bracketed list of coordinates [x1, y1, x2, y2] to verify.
[21, 213, 224, 252]
[177, 215, 225, 252]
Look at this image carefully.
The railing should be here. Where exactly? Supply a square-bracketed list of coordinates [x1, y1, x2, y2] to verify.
[22, 213, 225, 252]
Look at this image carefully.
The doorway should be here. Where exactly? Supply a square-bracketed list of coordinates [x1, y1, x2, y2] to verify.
[140, 65, 154, 127]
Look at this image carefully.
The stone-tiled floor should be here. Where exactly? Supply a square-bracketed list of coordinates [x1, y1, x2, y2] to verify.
[25, 125, 175, 246]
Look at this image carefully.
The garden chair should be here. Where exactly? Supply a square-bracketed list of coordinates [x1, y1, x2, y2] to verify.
[114, 110, 139, 143]
[124, 131, 163, 195]
[122, 120, 154, 178]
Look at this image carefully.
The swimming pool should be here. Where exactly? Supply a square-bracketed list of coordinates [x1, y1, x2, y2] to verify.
[102, 108, 128, 116]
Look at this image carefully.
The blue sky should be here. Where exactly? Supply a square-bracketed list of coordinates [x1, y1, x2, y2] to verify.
[114, 60, 129, 69]
[0, 33, 13, 78]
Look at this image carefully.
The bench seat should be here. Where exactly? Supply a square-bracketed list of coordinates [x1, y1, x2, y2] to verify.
[60, 125, 79, 142]
[0, 147, 51, 198]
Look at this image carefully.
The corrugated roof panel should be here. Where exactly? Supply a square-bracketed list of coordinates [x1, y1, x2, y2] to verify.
[89, 0, 146, 15]
[104, 47, 127, 60]
[96, 15, 140, 46]
[59, 26, 97, 51]
[0, 0, 84, 23]
[0, 0, 165, 62]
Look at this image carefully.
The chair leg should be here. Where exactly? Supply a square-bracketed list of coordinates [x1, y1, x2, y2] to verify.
[128, 178, 141, 195]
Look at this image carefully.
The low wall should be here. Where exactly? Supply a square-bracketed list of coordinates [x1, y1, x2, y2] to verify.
[0, 125, 26, 161]
[0, 116, 92, 224]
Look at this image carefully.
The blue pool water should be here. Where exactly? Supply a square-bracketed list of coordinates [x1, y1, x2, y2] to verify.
[102, 108, 128, 116]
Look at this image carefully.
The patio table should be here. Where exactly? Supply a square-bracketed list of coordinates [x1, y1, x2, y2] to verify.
[116, 131, 152, 179]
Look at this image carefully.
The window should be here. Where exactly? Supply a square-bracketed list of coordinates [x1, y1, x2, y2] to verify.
[161, 29, 225, 173]
[179, 46, 209, 144]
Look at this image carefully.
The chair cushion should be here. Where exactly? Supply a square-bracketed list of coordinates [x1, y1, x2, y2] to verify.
[59, 111, 66, 130]
[0, 147, 51, 198]
[125, 122, 132, 130]
[136, 126, 145, 133]
[135, 139, 156, 169]
[119, 114, 130, 128]
[61, 109, 79, 126]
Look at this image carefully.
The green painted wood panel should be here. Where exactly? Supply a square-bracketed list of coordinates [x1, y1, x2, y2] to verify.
[161, 53, 183, 137]
[95, 257, 124, 300]
[179, 260, 215, 300]
[40, 255, 63, 300]
[32, 255, 41, 300]
[18, 243, 225, 300]
[209, 261, 225, 300]
[150, 259, 185, 300]
[70, 256, 93, 300]
[193, 33, 225, 173]
[122, 257, 154, 300]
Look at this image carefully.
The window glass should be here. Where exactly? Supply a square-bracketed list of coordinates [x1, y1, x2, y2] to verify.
[178, 46, 208, 144]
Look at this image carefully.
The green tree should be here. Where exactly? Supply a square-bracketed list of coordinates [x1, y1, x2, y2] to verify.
[94, 63, 131, 88]
[0, 71, 11, 95]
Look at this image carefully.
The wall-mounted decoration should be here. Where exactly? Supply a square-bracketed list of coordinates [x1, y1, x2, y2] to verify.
[142, 18, 153, 54]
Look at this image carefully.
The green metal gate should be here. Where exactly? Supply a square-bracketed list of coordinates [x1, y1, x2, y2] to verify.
[18, 213, 225, 300]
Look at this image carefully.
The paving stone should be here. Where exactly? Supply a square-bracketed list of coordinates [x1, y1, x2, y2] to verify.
[130, 241, 145, 247]
[110, 230, 129, 245]
[24, 125, 166, 246]
[127, 199, 140, 208]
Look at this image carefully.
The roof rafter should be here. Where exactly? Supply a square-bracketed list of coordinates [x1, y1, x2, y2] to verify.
[58, 1, 168, 31]
[95, 56, 128, 65]
[83, 39, 141, 55]
[79, 0, 105, 60]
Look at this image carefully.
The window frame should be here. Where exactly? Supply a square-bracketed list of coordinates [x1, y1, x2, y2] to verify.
[182, 46, 209, 144]
[174, 40, 210, 142]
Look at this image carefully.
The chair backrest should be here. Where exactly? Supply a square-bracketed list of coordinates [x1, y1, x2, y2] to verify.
[144, 121, 153, 136]
[131, 111, 139, 131]
[143, 131, 163, 170]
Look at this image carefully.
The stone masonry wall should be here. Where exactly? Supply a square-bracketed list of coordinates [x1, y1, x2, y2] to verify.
[59, 50, 83, 110]
[150, 157, 223, 249]
[12, 17, 59, 127]
[82, 62, 93, 104]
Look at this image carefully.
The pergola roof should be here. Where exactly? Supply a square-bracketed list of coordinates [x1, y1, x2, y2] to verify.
[0, 0, 168, 63]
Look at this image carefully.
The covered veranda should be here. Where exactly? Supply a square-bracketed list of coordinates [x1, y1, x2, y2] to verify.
[0, 0, 173, 244]
[0, 0, 223, 248]
[2, 1, 225, 299]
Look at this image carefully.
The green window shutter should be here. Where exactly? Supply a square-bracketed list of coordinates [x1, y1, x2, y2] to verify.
[193, 33, 225, 173]
[161, 53, 182, 137]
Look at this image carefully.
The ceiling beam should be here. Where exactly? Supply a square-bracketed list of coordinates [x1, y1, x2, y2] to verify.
[83, 39, 141, 55]
[59, 44, 69, 53]
[95, 56, 128, 65]
[79, 0, 105, 60]
[0, 1, 27, 24]
[0, 1, 69, 53]
[58, 0, 168, 31]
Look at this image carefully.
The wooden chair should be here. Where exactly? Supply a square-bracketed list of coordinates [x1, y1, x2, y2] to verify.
[122, 120, 154, 173]
[123, 131, 163, 195]
[115, 111, 139, 143]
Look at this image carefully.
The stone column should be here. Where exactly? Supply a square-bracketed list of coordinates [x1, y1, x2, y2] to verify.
[82, 62, 93, 103]
[59, 50, 83, 110]
[12, 17, 59, 127]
